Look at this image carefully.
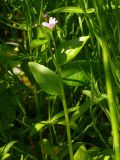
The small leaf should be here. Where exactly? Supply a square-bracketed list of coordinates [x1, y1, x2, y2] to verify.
[34, 123, 45, 132]
[30, 39, 48, 49]
[30, 123, 45, 136]
[28, 62, 61, 95]
[56, 36, 89, 65]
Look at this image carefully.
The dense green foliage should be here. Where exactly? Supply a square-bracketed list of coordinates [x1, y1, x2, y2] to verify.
[0, 0, 120, 159]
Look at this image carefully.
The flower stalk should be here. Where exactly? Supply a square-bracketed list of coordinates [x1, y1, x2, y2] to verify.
[45, 20, 74, 159]
[56, 65, 74, 160]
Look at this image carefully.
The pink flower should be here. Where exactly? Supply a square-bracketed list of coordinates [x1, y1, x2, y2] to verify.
[42, 17, 58, 30]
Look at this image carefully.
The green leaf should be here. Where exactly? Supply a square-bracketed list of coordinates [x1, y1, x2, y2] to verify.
[28, 62, 61, 95]
[51, 106, 80, 124]
[104, 156, 111, 160]
[30, 39, 48, 49]
[30, 123, 45, 136]
[2, 153, 11, 160]
[0, 141, 17, 159]
[71, 100, 91, 122]
[50, 7, 95, 14]
[74, 145, 91, 160]
[56, 121, 78, 130]
[61, 61, 90, 86]
[56, 36, 89, 65]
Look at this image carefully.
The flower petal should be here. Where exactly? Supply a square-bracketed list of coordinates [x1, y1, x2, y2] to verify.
[49, 17, 58, 25]
[42, 22, 50, 28]
[49, 17, 53, 24]
[42, 17, 58, 29]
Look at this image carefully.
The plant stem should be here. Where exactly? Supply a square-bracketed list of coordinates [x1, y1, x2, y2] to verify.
[101, 38, 120, 160]
[50, 31, 74, 160]
[58, 67, 74, 160]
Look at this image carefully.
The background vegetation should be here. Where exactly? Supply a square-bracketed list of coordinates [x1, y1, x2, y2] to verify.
[0, 0, 120, 159]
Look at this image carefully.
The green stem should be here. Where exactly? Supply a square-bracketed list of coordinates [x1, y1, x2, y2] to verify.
[57, 66, 74, 160]
[102, 38, 120, 160]
[50, 31, 74, 160]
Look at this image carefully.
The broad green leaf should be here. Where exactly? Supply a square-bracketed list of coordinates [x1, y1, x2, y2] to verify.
[61, 61, 90, 86]
[28, 62, 61, 95]
[50, 7, 95, 14]
[30, 39, 48, 49]
[74, 145, 91, 160]
[56, 36, 89, 65]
